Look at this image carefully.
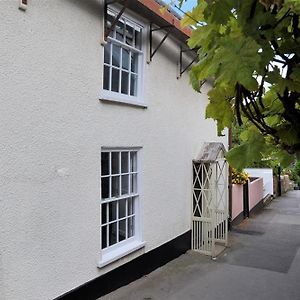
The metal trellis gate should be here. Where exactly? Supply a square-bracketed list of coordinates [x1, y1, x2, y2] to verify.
[192, 143, 228, 258]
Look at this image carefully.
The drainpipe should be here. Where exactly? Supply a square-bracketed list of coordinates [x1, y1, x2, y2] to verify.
[228, 128, 232, 230]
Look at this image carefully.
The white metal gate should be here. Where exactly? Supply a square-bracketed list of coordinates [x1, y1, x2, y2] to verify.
[192, 143, 228, 258]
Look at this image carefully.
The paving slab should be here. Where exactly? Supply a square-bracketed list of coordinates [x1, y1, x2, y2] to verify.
[100, 190, 300, 300]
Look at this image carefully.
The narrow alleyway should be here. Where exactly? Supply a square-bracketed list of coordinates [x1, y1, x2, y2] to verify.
[101, 190, 300, 300]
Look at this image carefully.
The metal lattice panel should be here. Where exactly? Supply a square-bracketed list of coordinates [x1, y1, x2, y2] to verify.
[192, 143, 228, 257]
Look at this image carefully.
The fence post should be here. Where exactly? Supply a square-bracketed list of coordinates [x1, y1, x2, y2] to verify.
[243, 181, 249, 218]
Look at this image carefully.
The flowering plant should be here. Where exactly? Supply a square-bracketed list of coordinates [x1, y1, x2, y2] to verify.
[232, 169, 249, 185]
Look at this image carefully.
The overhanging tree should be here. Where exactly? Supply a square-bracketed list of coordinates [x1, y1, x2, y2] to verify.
[180, 0, 300, 169]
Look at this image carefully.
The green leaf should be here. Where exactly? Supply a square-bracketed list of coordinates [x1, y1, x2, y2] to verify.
[291, 67, 300, 82]
[213, 36, 260, 90]
[283, 0, 300, 14]
[181, 2, 207, 27]
[189, 68, 200, 92]
[205, 0, 234, 25]
[187, 0, 300, 165]
[277, 126, 300, 146]
[226, 130, 267, 170]
[188, 25, 219, 51]
[265, 115, 282, 127]
[275, 78, 300, 96]
[206, 86, 235, 135]
[274, 150, 295, 167]
[262, 89, 284, 114]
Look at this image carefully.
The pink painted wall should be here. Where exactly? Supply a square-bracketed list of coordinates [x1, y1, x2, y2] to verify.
[232, 184, 244, 220]
[249, 177, 264, 211]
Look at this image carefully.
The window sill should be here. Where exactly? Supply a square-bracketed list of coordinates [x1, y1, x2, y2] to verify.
[98, 241, 146, 268]
[100, 97, 147, 109]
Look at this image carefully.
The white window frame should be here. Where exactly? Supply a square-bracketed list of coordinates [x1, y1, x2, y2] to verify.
[100, 6, 146, 108]
[98, 147, 144, 268]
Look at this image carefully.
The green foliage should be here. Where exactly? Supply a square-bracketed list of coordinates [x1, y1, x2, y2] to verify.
[290, 160, 300, 185]
[182, 0, 300, 169]
[231, 121, 293, 173]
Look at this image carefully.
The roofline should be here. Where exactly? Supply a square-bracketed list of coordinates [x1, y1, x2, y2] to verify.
[136, 0, 192, 38]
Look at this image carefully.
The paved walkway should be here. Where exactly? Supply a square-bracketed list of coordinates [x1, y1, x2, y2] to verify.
[101, 190, 300, 300]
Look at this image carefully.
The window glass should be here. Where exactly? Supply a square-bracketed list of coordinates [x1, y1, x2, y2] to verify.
[111, 152, 120, 174]
[119, 199, 126, 218]
[122, 48, 129, 70]
[128, 217, 135, 238]
[125, 22, 134, 46]
[103, 9, 143, 100]
[131, 52, 138, 73]
[121, 71, 129, 95]
[106, 13, 115, 38]
[103, 66, 110, 91]
[109, 201, 117, 221]
[121, 174, 129, 195]
[121, 152, 129, 173]
[109, 222, 117, 246]
[111, 69, 120, 92]
[130, 152, 137, 172]
[104, 43, 111, 64]
[111, 176, 120, 198]
[101, 177, 109, 199]
[112, 44, 121, 67]
[101, 150, 139, 250]
[101, 226, 107, 249]
[101, 152, 110, 175]
[130, 74, 137, 96]
[135, 27, 142, 49]
[116, 19, 124, 41]
[119, 220, 126, 241]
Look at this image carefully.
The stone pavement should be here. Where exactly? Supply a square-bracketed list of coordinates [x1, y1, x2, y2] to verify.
[100, 190, 300, 300]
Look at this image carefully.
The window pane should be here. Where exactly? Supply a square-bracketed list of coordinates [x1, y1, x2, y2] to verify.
[109, 201, 117, 221]
[127, 197, 134, 215]
[103, 66, 110, 91]
[111, 68, 120, 92]
[106, 13, 115, 38]
[119, 199, 126, 218]
[121, 152, 129, 173]
[101, 152, 109, 175]
[121, 71, 129, 95]
[101, 177, 109, 199]
[102, 203, 107, 224]
[127, 217, 135, 238]
[125, 22, 134, 46]
[109, 222, 117, 246]
[104, 43, 111, 64]
[122, 48, 129, 70]
[111, 152, 119, 174]
[130, 174, 137, 193]
[135, 28, 142, 49]
[130, 74, 137, 96]
[112, 44, 121, 67]
[116, 20, 125, 41]
[131, 52, 138, 73]
[119, 220, 126, 241]
[101, 225, 107, 249]
[121, 175, 129, 195]
[130, 152, 137, 172]
[111, 176, 120, 198]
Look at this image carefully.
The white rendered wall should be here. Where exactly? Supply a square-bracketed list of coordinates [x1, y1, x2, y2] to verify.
[245, 168, 274, 197]
[0, 1, 227, 299]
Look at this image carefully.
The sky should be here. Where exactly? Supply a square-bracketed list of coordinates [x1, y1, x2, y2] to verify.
[165, 0, 198, 16]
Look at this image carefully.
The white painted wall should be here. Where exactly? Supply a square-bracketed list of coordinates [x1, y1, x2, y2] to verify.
[0, 1, 227, 299]
[245, 168, 274, 197]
